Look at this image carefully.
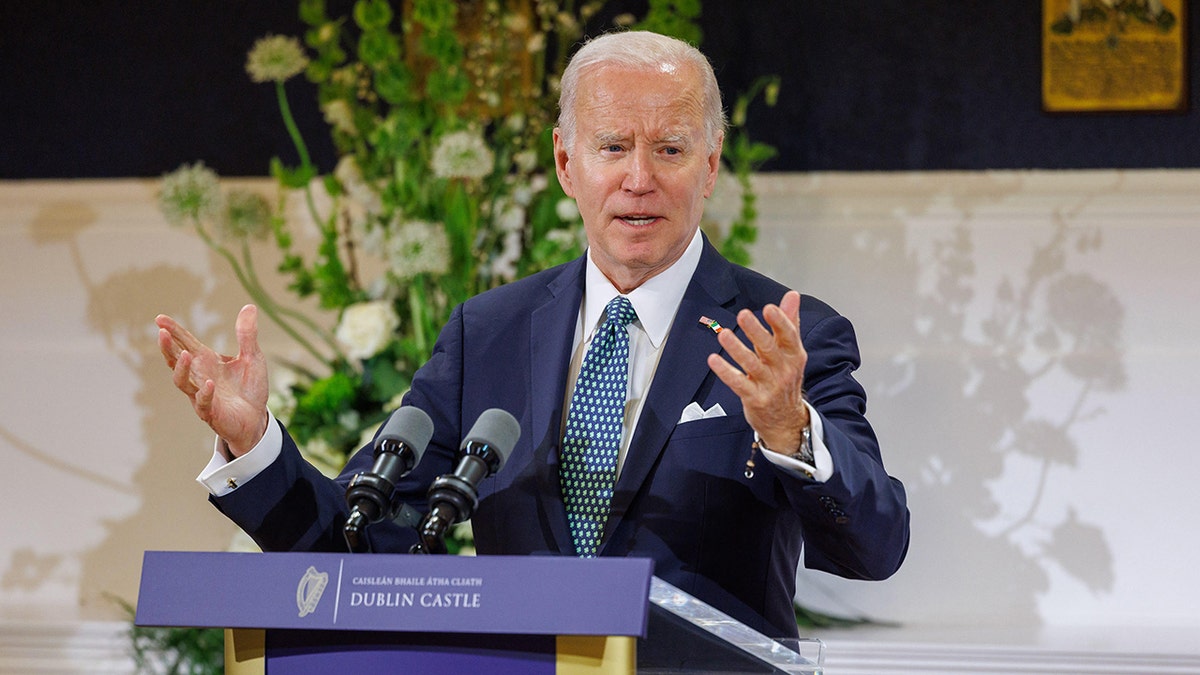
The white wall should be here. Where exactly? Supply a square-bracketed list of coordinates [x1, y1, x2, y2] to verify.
[2, 172, 1198, 668]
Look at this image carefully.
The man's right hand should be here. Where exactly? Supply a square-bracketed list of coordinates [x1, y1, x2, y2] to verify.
[156, 304, 270, 459]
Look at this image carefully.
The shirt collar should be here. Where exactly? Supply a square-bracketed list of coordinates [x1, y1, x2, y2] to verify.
[583, 229, 703, 348]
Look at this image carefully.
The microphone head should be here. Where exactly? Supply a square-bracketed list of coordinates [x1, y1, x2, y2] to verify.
[376, 406, 435, 460]
[460, 408, 520, 470]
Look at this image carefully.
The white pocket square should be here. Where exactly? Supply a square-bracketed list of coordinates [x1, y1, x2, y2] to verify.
[678, 402, 726, 424]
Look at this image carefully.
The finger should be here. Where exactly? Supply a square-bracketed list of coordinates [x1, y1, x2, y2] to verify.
[707, 353, 754, 397]
[158, 327, 180, 368]
[235, 304, 262, 361]
[172, 349, 199, 396]
[194, 378, 216, 421]
[763, 301, 801, 353]
[716, 324, 770, 380]
[736, 308, 783, 361]
[155, 313, 209, 358]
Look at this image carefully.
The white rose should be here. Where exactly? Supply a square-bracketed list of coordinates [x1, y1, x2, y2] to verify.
[336, 300, 400, 360]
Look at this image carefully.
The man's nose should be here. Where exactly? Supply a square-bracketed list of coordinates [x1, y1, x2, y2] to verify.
[621, 148, 655, 194]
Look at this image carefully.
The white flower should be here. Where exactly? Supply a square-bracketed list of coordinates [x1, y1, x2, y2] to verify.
[546, 226, 584, 249]
[335, 300, 400, 360]
[386, 220, 451, 279]
[490, 230, 522, 281]
[245, 35, 309, 83]
[334, 155, 382, 215]
[555, 198, 579, 222]
[431, 130, 495, 181]
[512, 150, 538, 173]
[322, 99, 357, 135]
[511, 183, 535, 206]
[159, 162, 222, 225]
[504, 113, 526, 133]
[494, 200, 525, 233]
[338, 409, 362, 432]
[267, 366, 299, 424]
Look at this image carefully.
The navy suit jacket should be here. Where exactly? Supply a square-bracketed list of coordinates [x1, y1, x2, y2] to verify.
[212, 238, 910, 638]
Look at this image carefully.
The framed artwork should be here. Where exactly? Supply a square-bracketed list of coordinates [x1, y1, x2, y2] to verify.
[1043, 0, 1187, 112]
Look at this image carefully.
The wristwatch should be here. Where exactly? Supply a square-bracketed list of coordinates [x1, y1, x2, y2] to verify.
[791, 424, 814, 465]
[757, 424, 814, 465]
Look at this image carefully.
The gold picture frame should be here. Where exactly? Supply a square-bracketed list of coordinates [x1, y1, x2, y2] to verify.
[1043, 0, 1187, 112]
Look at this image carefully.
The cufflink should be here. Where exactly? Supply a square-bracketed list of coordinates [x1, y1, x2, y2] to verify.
[226, 477, 238, 490]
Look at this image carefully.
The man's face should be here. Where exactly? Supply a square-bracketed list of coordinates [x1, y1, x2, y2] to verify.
[554, 63, 722, 292]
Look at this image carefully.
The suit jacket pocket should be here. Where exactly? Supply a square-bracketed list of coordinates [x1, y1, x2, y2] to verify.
[668, 412, 751, 442]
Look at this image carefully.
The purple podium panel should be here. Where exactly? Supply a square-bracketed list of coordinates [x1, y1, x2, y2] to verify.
[135, 551, 652, 637]
[264, 630, 557, 675]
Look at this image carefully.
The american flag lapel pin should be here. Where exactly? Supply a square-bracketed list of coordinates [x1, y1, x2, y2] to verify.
[699, 316, 725, 334]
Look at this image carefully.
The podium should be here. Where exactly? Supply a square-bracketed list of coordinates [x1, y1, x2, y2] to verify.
[136, 551, 822, 674]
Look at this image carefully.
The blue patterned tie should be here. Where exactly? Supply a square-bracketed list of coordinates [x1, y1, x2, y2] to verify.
[561, 295, 637, 558]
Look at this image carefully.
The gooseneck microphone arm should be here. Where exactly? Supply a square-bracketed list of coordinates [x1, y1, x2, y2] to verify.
[343, 406, 434, 553]
[412, 409, 519, 554]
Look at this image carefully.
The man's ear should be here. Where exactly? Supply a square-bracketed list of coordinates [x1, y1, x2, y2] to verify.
[703, 131, 724, 198]
[553, 128, 575, 198]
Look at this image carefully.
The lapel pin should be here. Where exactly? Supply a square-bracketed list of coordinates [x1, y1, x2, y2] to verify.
[699, 316, 725, 334]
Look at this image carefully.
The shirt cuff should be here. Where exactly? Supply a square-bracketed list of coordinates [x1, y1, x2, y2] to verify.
[756, 401, 833, 482]
[196, 411, 282, 497]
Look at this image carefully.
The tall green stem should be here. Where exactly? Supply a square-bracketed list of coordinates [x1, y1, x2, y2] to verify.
[238, 240, 347, 362]
[193, 224, 328, 365]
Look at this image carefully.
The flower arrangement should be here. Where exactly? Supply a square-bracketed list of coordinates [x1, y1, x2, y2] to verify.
[160, 0, 777, 484]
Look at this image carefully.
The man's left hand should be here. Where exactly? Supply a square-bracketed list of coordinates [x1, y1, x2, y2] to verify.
[707, 290, 809, 453]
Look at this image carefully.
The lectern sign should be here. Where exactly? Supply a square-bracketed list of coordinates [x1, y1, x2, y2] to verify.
[136, 550, 652, 637]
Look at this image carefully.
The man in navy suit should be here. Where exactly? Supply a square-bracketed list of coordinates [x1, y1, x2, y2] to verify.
[157, 31, 909, 638]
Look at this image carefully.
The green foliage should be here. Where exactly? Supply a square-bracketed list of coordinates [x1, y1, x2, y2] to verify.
[114, 597, 224, 675]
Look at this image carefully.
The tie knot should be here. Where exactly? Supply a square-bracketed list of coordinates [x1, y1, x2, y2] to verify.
[605, 296, 637, 328]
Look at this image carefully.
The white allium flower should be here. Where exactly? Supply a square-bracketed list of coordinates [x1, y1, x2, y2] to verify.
[335, 300, 400, 360]
[431, 130, 495, 181]
[546, 227, 583, 249]
[221, 189, 271, 240]
[322, 99, 357, 135]
[338, 409, 362, 432]
[555, 198, 579, 222]
[512, 149, 538, 173]
[245, 35, 309, 83]
[504, 113, 526, 133]
[159, 162, 222, 226]
[512, 183, 535, 206]
[334, 155, 383, 215]
[530, 174, 549, 193]
[267, 366, 299, 424]
[494, 200, 525, 233]
[489, 230, 522, 281]
[386, 220, 451, 279]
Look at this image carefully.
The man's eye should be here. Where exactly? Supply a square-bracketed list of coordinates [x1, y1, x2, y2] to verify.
[663, 147, 681, 155]
[604, 144, 624, 153]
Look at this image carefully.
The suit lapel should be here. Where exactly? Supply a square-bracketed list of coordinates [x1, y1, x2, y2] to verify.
[599, 241, 741, 553]
[529, 258, 585, 554]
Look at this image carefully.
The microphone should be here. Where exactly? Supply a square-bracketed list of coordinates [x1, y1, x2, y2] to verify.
[343, 406, 434, 553]
[413, 408, 519, 554]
